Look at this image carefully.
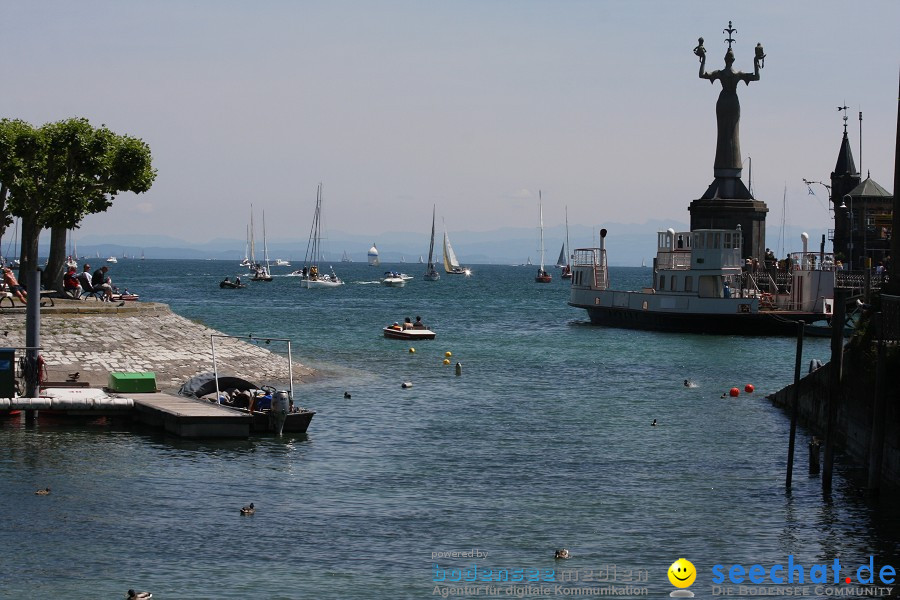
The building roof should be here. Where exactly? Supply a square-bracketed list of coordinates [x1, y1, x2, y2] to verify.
[847, 176, 892, 199]
[833, 131, 858, 178]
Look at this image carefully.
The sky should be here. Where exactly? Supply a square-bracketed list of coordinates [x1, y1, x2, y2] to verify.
[1, 0, 898, 253]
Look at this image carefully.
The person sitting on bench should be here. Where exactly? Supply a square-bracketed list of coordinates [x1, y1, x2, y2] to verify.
[2, 267, 27, 303]
[77, 264, 96, 298]
[63, 266, 82, 299]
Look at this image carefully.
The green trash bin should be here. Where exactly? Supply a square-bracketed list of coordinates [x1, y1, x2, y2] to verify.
[108, 372, 157, 393]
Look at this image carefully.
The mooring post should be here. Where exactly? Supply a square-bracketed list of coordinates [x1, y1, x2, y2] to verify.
[786, 320, 805, 488]
[867, 311, 887, 491]
[823, 288, 848, 494]
[24, 269, 42, 424]
[809, 437, 821, 474]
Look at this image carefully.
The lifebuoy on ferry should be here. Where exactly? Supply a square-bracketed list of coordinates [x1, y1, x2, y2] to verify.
[760, 293, 775, 308]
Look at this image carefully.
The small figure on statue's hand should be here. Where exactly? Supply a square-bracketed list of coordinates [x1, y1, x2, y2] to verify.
[754, 43, 766, 69]
[693, 37, 705, 61]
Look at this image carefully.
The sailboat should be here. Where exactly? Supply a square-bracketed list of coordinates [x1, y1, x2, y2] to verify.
[341, 250, 352, 263]
[443, 222, 470, 275]
[66, 230, 78, 268]
[368, 244, 380, 267]
[535, 192, 551, 283]
[240, 224, 252, 267]
[418, 255, 424, 264]
[300, 183, 343, 288]
[423, 206, 440, 281]
[560, 206, 572, 279]
[251, 211, 273, 281]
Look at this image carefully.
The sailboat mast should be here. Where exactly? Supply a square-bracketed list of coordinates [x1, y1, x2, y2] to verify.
[262, 210, 270, 268]
[249, 205, 256, 265]
[565, 205, 570, 265]
[539, 191, 545, 271]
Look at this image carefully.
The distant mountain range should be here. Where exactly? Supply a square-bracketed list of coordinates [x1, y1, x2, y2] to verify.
[25, 220, 831, 266]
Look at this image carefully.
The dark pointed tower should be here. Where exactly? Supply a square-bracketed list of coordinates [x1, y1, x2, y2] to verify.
[830, 106, 861, 263]
[688, 22, 768, 260]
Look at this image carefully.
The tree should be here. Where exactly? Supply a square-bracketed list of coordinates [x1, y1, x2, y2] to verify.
[0, 118, 156, 290]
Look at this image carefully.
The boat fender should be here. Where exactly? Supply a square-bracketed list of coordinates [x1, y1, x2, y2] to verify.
[442, 359, 450, 365]
[455, 362, 462, 376]
[401, 381, 413, 388]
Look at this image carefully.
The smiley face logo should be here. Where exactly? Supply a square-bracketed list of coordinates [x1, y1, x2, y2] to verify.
[668, 558, 696, 588]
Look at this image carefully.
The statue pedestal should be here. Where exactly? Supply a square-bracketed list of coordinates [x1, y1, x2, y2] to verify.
[689, 177, 768, 260]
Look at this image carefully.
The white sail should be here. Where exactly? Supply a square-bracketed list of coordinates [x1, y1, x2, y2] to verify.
[443, 231, 460, 272]
[424, 205, 440, 280]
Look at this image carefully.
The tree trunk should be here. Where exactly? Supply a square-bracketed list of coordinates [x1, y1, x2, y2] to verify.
[44, 226, 68, 291]
[18, 212, 41, 282]
[0, 185, 7, 256]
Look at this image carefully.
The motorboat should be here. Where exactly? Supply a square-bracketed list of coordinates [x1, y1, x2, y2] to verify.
[219, 278, 246, 289]
[274, 259, 291, 267]
[179, 334, 315, 435]
[383, 323, 436, 340]
[569, 229, 840, 336]
[106, 256, 117, 264]
[382, 271, 406, 287]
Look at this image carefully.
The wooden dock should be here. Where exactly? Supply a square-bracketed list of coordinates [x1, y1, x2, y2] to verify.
[2, 390, 252, 439]
[131, 393, 251, 438]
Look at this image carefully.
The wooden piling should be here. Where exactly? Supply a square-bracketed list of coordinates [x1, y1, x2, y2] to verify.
[824, 288, 849, 494]
[867, 311, 887, 491]
[809, 437, 821, 474]
[786, 320, 804, 488]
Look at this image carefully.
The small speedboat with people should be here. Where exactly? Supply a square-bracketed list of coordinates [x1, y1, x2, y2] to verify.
[220, 276, 246, 289]
[381, 271, 406, 287]
[383, 317, 435, 340]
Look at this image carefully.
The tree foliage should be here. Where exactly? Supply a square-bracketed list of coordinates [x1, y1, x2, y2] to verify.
[0, 117, 156, 288]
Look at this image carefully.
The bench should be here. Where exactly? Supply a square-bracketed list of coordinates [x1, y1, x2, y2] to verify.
[0, 288, 56, 308]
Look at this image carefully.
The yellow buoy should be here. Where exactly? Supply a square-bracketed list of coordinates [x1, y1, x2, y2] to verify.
[409, 347, 415, 353]
[444, 351, 452, 357]
[443, 358, 451, 365]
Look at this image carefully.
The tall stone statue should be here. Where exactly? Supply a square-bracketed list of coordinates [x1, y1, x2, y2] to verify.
[695, 22, 765, 178]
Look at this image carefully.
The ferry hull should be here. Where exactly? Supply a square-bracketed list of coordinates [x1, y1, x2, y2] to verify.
[574, 303, 821, 336]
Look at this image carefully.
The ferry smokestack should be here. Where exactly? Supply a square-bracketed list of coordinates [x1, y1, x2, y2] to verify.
[600, 228, 607, 253]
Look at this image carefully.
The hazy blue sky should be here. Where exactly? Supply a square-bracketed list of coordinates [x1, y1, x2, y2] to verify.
[2, 0, 897, 248]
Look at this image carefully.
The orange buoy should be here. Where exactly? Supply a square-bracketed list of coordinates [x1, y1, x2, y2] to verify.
[744, 384, 755, 393]
[729, 387, 740, 397]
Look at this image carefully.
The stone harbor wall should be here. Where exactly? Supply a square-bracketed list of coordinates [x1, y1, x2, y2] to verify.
[768, 354, 900, 490]
[0, 301, 313, 393]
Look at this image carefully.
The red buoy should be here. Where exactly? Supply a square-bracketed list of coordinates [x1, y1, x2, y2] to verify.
[729, 387, 740, 397]
[744, 384, 755, 394]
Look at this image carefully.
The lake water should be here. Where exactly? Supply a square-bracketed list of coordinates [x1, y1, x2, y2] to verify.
[1, 259, 897, 599]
